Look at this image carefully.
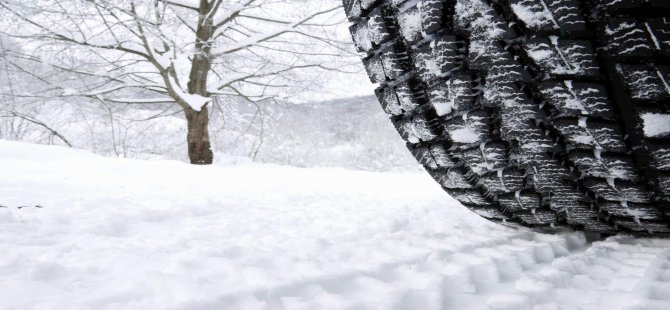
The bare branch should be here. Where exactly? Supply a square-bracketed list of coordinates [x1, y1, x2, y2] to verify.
[1, 112, 72, 147]
[212, 5, 341, 56]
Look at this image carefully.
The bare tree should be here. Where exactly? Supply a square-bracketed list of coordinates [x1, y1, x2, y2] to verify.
[0, 0, 353, 164]
[0, 36, 75, 146]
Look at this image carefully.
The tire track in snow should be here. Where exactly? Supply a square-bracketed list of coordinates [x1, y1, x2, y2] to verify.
[195, 235, 670, 310]
[623, 241, 670, 310]
[476, 237, 670, 310]
[191, 231, 589, 310]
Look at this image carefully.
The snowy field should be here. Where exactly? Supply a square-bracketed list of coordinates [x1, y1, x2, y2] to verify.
[1, 140, 670, 310]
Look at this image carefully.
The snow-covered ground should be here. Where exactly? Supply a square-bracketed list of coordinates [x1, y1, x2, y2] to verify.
[1, 140, 669, 310]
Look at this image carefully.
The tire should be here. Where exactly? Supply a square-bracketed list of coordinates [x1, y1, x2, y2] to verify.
[344, 0, 670, 235]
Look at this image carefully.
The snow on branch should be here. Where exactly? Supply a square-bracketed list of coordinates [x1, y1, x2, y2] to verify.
[1, 0, 356, 112]
[163, 0, 201, 11]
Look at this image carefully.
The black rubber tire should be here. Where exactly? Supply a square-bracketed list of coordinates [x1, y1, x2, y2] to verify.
[345, 0, 670, 235]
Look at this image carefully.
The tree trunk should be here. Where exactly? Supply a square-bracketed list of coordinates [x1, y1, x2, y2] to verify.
[185, 107, 213, 165]
[182, 0, 215, 165]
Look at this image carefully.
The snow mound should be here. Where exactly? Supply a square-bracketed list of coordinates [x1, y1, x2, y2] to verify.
[1, 140, 669, 309]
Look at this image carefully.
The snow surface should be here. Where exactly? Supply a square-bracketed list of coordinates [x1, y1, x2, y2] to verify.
[2, 140, 670, 310]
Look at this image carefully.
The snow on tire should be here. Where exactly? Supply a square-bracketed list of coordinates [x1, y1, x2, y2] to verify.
[345, 0, 670, 235]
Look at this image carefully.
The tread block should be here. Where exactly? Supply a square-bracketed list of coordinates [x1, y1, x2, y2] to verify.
[413, 36, 463, 83]
[512, 139, 558, 168]
[433, 167, 473, 189]
[600, 202, 664, 220]
[450, 189, 493, 206]
[569, 151, 640, 181]
[470, 206, 509, 220]
[583, 179, 652, 203]
[602, 18, 670, 57]
[548, 184, 585, 210]
[397, 5, 423, 43]
[510, 0, 586, 33]
[525, 38, 600, 77]
[410, 143, 457, 170]
[538, 81, 615, 119]
[410, 146, 439, 169]
[640, 222, 670, 233]
[658, 176, 670, 201]
[614, 220, 647, 232]
[496, 87, 542, 140]
[563, 206, 616, 233]
[563, 203, 598, 221]
[498, 190, 541, 212]
[461, 141, 508, 175]
[595, 0, 670, 10]
[420, 0, 445, 35]
[343, 0, 363, 20]
[395, 0, 446, 40]
[374, 79, 426, 116]
[479, 168, 526, 195]
[350, 22, 373, 53]
[500, 106, 542, 142]
[514, 209, 556, 225]
[468, 41, 527, 83]
[649, 143, 670, 171]
[429, 144, 457, 168]
[516, 130, 559, 156]
[395, 79, 425, 112]
[395, 114, 439, 143]
[615, 220, 670, 233]
[620, 65, 670, 102]
[375, 86, 402, 115]
[583, 222, 617, 233]
[588, 121, 628, 152]
[530, 162, 572, 192]
[553, 118, 627, 152]
[649, 18, 670, 56]
[391, 0, 411, 8]
[381, 42, 412, 81]
[363, 54, 385, 83]
[368, 7, 393, 45]
[360, 0, 379, 10]
[455, 0, 512, 40]
[427, 74, 477, 116]
[593, 0, 639, 9]
[484, 81, 532, 105]
[444, 109, 491, 144]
